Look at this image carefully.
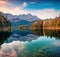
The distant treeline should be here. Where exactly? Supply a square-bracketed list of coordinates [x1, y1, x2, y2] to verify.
[30, 16, 60, 29]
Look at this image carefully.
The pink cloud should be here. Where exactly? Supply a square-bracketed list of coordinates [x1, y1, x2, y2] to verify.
[0, 41, 25, 57]
[52, 42, 60, 46]
[0, 49, 17, 57]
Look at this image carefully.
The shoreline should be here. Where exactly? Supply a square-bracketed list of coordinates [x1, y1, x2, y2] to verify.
[30, 27, 60, 30]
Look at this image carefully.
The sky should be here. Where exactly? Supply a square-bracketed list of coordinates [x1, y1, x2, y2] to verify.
[0, 0, 60, 19]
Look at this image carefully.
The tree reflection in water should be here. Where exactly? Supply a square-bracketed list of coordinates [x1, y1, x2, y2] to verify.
[31, 29, 60, 39]
[0, 31, 11, 45]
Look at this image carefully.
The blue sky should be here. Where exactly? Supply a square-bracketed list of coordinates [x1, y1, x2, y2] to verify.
[0, 0, 60, 19]
[6, 0, 60, 10]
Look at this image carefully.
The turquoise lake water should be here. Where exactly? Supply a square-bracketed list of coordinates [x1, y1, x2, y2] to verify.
[0, 29, 60, 57]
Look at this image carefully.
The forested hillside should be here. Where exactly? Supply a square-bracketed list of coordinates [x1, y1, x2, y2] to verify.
[0, 12, 12, 31]
[30, 16, 60, 29]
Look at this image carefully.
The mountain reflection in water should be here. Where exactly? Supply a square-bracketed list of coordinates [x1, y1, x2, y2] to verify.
[0, 29, 60, 57]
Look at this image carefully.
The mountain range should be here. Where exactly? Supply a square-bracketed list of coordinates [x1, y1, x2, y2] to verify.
[3, 12, 40, 27]
[4, 13, 40, 22]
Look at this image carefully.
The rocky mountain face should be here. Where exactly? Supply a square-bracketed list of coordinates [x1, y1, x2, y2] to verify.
[4, 13, 40, 22]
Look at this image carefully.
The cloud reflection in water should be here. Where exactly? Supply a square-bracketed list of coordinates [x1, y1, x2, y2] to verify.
[0, 36, 60, 57]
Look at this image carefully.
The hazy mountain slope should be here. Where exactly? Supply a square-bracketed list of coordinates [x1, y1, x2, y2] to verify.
[4, 13, 40, 22]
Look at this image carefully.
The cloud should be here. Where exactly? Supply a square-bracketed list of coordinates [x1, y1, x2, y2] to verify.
[0, 0, 60, 19]
[1, 41, 25, 53]
[0, 5, 29, 15]
[0, 1, 28, 15]
[21, 2, 27, 8]
[0, 41, 26, 57]
[29, 2, 36, 4]
[8, 7, 29, 15]
[0, 0, 14, 8]
[29, 9, 60, 19]
[0, 0, 10, 8]
[52, 41, 60, 46]
[0, 49, 17, 57]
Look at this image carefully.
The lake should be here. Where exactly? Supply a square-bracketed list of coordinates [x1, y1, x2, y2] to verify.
[0, 29, 60, 57]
